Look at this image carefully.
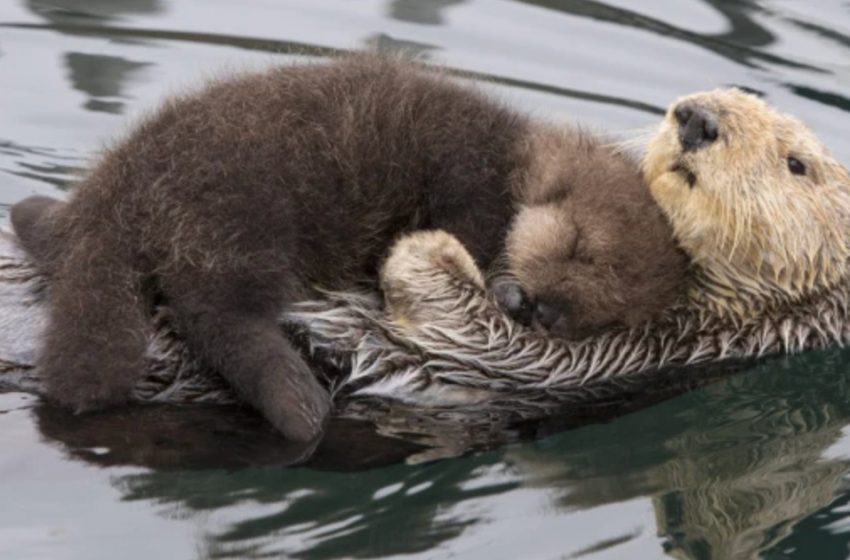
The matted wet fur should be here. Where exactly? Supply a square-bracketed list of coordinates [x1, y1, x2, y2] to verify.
[10, 54, 685, 441]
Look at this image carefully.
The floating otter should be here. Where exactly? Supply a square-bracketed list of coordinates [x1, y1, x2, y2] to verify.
[338, 88, 850, 401]
[203, 88, 850, 400]
[355, 88, 850, 399]
[9, 55, 685, 441]
[5, 88, 848, 418]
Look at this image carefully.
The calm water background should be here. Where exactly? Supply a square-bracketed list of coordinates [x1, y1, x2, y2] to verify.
[5, 1, 850, 558]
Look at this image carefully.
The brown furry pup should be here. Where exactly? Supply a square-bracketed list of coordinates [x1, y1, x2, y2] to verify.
[11, 55, 686, 441]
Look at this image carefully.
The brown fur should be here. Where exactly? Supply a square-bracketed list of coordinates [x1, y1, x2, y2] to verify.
[11, 54, 685, 440]
[507, 126, 687, 339]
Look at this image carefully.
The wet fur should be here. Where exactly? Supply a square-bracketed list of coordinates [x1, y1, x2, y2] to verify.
[12, 55, 685, 440]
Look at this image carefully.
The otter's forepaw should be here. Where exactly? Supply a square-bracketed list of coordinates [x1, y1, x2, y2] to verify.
[381, 230, 486, 326]
[382, 230, 485, 289]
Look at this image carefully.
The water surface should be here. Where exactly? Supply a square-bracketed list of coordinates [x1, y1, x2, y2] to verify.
[4, 1, 850, 558]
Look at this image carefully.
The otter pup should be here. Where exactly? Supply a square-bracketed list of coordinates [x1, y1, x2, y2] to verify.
[11, 55, 685, 441]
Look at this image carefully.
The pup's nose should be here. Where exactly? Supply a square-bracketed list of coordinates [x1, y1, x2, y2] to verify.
[493, 281, 534, 326]
[534, 298, 568, 331]
[674, 103, 718, 152]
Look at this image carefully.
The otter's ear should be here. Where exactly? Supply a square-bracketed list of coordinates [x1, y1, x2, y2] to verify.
[10, 196, 67, 268]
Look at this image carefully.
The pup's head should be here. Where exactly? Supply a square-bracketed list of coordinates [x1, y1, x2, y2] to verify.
[503, 128, 687, 340]
[643, 88, 850, 317]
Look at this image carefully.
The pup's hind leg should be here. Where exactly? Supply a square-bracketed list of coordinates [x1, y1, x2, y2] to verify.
[10, 196, 67, 269]
[165, 276, 331, 442]
[41, 233, 148, 412]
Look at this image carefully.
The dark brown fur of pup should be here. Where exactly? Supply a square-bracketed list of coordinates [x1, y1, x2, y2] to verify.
[12, 54, 686, 441]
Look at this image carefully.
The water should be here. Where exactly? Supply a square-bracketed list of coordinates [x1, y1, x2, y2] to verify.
[4, 0, 850, 558]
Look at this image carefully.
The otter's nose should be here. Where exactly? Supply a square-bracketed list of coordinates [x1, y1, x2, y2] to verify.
[674, 103, 718, 152]
[534, 298, 568, 331]
[493, 281, 534, 326]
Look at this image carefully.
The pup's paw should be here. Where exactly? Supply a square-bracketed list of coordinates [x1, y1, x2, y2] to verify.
[381, 230, 485, 326]
[382, 230, 485, 289]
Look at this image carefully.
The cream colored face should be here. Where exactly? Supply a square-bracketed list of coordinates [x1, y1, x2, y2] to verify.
[643, 88, 850, 298]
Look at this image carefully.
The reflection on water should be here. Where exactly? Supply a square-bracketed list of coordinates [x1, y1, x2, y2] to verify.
[26, 349, 850, 559]
[114, 461, 491, 559]
[26, 0, 163, 21]
[704, 0, 772, 47]
[501, 351, 850, 559]
[5, 0, 850, 558]
[521, 352, 850, 558]
[386, 0, 465, 26]
[520, 0, 818, 72]
[65, 52, 151, 114]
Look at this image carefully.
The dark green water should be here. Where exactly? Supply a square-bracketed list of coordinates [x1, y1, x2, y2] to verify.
[4, 1, 850, 558]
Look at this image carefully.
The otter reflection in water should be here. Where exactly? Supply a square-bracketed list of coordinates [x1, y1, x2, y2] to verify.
[24, 348, 850, 560]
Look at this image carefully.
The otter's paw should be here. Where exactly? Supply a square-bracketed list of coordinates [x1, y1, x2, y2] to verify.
[382, 230, 485, 289]
[380, 230, 485, 327]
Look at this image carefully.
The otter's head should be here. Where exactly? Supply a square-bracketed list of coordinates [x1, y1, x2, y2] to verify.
[501, 127, 687, 340]
[643, 88, 850, 318]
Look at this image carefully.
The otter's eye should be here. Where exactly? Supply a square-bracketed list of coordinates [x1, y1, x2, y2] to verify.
[788, 156, 806, 176]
